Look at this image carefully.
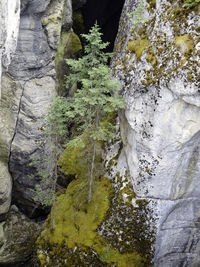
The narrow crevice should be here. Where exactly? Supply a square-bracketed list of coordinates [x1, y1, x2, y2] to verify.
[81, 0, 125, 52]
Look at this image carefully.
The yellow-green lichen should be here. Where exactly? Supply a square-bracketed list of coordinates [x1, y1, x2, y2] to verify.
[42, 15, 61, 26]
[127, 39, 149, 59]
[146, 49, 158, 66]
[175, 34, 194, 54]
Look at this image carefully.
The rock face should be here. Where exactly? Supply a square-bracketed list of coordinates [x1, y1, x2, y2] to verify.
[0, 0, 73, 265]
[0, 0, 20, 96]
[7, 0, 72, 218]
[0, 0, 20, 217]
[0, 206, 39, 266]
[0, 0, 73, 219]
[112, 0, 200, 266]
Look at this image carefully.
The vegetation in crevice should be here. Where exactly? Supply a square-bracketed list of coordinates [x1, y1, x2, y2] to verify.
[72, 10, 85, 35]
[55, 31, 82, 95]
[36, 170, 155, 266]
[35, 9, 157, 266]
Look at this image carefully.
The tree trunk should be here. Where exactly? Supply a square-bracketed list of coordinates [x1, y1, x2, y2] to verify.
[52, 201, 55, 230]
[51, 130, 58, 230]
[88, 139, 96, 203]
[88, 108, 99, 203]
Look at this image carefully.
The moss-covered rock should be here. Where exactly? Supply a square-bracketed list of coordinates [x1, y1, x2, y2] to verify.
[55, 31, 82, 95]
[113, 0, 200, 87]
[127, 39, 149, 59]
[72, 11, 85, 35]
[36, 170, 154, 266]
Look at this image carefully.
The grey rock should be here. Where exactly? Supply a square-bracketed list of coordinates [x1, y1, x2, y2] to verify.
[0, 74, 20, 216]
[112, 0, 200, 266]
[9, 76, 56, 217]
[10, 205, 19, 213]
[0, 0, 20, 95]
[3, 0, 70, 217]
[62, 0, 73, 31]
[8, 15, 53, 79]
[20, 0, 51, 15]
[0, 209, 39, 265]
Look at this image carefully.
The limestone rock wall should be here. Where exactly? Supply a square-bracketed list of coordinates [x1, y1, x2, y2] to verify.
[113, 0, 200, 266]
[0, 0, 20, 217]
[8, 0, 72, 218]
[0, 0, 20, 96]
[0, 0, 72, 218]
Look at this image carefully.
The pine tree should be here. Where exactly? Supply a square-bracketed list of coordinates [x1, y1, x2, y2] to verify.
[64, 24, 125, 202]
[30, 97, 70, 228]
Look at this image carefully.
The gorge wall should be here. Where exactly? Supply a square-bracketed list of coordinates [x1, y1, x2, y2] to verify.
[112, 0, 200, 266]
[0, 0, 200, 266]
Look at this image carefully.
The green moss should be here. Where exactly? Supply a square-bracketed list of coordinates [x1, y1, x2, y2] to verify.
[55, 31, 82, 69]
[55, 32, 70, 69]
[142, 76, 155, 86]
[37, 174, 150, 266]
[36, 161, 154, 266]
[98, 174, 155, 265]
[127, 39, 149, 59]
[146, 0, 156, 11]
[146, 51, 158, 66]
[58, 132, 104, 181]
[55, 31, 82, 94]
[184, 0, 200, 8]
[187, 71, 194, 81]
[175, 34, 194, 54]
[40, 178, 111, 248]
[72, 11, 84, 35]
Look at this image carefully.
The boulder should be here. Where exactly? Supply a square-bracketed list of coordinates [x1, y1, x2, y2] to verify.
[0, 208, 40, 266]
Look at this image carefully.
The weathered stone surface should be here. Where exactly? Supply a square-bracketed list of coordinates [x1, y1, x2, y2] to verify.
[112, 0, 200, 266]
[10, 76, 56, 217]
[7, 0, 68, 217]
[0, 74, 20, 217]
[0, 208, 39, 265]
[42, 0, 72, 49]
[0, 0, 20, 95]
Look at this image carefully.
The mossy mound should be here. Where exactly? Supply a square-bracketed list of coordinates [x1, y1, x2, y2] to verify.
[36, 171, 154, 266]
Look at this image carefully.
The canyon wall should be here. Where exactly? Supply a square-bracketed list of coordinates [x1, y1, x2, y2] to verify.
[113, 0, 200, 266]
[0, 0, 20, 217]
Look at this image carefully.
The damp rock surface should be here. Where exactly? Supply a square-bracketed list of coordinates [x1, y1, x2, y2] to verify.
[0, 207, 40, 266]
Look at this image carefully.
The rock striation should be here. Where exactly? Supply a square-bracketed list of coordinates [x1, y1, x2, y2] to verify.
[0, 0, 20, 96]
[0, 0, 73, 218]
[112, 0, 200, 266]
[0, 205, 39, 266]
[8, 0, 72, 217]
[0, 0, 20, 217]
